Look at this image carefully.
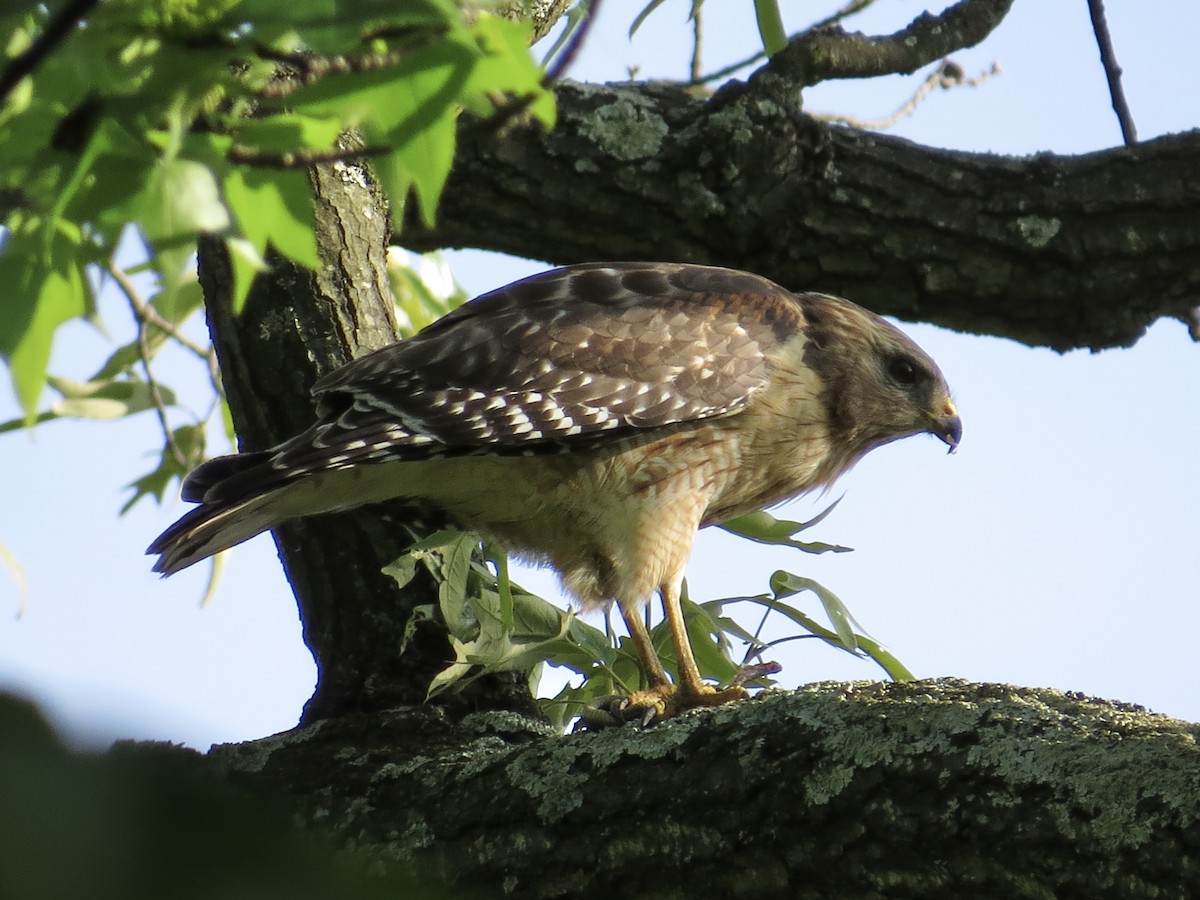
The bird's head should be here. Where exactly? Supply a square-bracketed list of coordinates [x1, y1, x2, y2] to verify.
[798, 293, 962, 463]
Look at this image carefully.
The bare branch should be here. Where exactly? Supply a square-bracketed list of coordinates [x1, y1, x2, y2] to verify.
[763, 0, 1014, 87]
[810, 59, 1001, 131]
[689, 5, 703, 84]
[108, 262, 189, 468]
[227, 143, 390, 168]
[1087, 0, 1137, 145]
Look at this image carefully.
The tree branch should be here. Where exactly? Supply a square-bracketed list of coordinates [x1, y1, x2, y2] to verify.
[402, 77, 1200, 351]
[1087, 0, 1137, 146]
[766, 0, 1014, 86]
[809, 58, 1001, 131]
[210, 680, 1200, 898]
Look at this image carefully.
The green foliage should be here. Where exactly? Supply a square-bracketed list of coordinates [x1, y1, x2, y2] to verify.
[389, 504, 911, 730]
[0, 693, 458, 899]
[752, 0, 788, 57]
[0, 1, 553, 421]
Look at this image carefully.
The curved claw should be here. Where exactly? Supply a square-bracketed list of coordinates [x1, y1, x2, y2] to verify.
[575, 682, 748, 730]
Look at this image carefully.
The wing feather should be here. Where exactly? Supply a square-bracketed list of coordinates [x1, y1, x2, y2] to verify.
[261, 263, 804, 482]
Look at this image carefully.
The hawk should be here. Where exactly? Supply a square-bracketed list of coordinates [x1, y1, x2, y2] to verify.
[149, 263, 960, 720]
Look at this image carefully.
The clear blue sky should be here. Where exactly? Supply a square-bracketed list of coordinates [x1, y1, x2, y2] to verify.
[2, 1, 1197, 749]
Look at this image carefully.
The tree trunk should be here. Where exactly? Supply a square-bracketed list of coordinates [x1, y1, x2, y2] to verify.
[210, 679, 1200, 899]
[197, 162, 537, 722]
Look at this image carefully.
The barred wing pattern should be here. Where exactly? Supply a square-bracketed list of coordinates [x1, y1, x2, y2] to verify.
[214, 263, 804, 496]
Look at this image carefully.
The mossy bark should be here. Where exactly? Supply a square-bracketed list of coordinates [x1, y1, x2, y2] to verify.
[209, 680, 1200, 899]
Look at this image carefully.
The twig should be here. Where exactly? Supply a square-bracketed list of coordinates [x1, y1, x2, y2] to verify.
[689, 4, 703, 84]
[254, 43, 435, 99]
[686, 48, 768, 87]
[130, 295, 211, 361]
[1086, 0, 1137, 145]
[810, 59, 1001, 131]
[0, 0, 101, 106]
[108, 261, 189, 468]
[544, 0, 602, 83]
[227, 143, 390, 168]
[116, 272, 225, 402]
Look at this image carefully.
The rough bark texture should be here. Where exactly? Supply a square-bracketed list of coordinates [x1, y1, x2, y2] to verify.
[209, 680, 1200, 899]
[405, 82, 1200, 351]
[197, 162, 537, 723]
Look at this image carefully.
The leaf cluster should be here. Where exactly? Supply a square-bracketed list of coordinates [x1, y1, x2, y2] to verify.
[387, 505, 911, 730]
[0, 0, 553, 421]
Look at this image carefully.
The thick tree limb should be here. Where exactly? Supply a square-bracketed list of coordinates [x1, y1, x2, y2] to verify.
[211, 679, 1200, 898]
[406, 68, 1200, 351]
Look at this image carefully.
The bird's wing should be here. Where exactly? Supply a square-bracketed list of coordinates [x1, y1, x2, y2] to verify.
[263, 263, 804, 476]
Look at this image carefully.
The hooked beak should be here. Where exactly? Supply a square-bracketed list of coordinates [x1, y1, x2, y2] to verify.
[930, 398, 962, 454]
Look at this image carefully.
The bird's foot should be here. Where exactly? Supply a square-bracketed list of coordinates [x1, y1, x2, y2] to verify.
[577, 682, 748, 729]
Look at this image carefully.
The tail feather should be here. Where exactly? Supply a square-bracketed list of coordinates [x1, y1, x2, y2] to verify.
[148, 489, 282, 575]
[181, 451, 274, 503]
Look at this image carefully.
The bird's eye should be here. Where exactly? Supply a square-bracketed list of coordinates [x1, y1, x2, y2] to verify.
[887, 356, 921, 387]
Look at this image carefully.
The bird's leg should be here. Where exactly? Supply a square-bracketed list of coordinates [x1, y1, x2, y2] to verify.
[576, 600, 677, 728]
[610, 582, 747, 725]
[659, 579, 747, 709]
[618, 600, 671, 689]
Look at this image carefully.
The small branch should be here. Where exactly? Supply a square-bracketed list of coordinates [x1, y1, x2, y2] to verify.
[254, 42, 436, 99]
[810, 59, 1001, 131]
[0, 0, 101, 106]
[108, 261, 189, 469]
[544, 0, 602, 83]
[123, 275, 224, 401]
[763, 0, 1014, 87]
[689, 4, 703, 84]
[687, 48, 768, 87]
[134, 299, 212, 361]
[109, 264, 225, 401]
[227, 143, 390, 168]
[1086, 0, 1137, 145]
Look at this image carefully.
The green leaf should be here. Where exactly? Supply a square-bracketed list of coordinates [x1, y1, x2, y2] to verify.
[753, 0, 788, 57]
[121, 423, 206, 514]
[0, 541, 28, 618]
[223, 168, 319, 270]
[770, 570, 859, 653]
[388, 109, 456, 227]
[630, 0, 671, 37]
[233, 114, 344, 154]
[719, 504, 853, 554]
[46, 375, 176, 421]
[224, 236, 269, 313]
[483, 544, 515, 633]
[135, 157, 231, 243]
[462, 16, 555, 127]
[0, 232, 88, 421]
